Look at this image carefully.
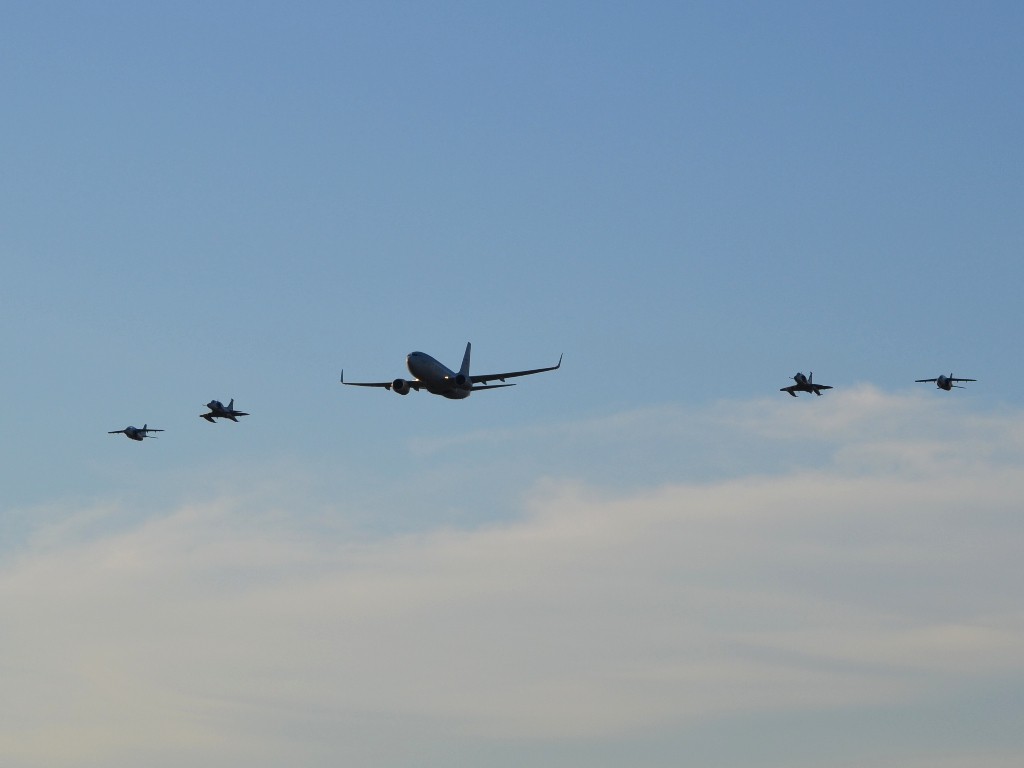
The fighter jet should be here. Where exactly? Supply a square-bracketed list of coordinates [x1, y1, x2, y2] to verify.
[915, 374, 976, 391]
[200, 398, 249, 422]
[780, 372, 833, 397]
[108, 424, 163, 441]
[341, 342, 561, 400]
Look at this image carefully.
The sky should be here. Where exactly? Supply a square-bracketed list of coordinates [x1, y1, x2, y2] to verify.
[1, 2, 1023, 766]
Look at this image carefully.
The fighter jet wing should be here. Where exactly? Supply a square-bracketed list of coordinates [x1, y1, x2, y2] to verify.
[915, 378, 939, 383]
[950, 378, 976, 382]
[780, 385, 799, 396]
[469, 354, 562, 385]
[339, 371, 422, 390]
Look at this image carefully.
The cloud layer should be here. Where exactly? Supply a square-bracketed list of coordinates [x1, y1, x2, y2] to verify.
[2, 388, 1023, 768]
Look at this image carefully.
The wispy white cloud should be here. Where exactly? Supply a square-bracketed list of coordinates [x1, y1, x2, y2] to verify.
[2, 391, 1023, 767]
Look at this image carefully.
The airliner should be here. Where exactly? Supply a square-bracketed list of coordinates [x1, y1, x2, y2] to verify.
[341, 342, 561, 399]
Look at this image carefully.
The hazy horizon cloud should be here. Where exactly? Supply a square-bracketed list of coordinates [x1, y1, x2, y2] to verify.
[2, 392, 1022, 767]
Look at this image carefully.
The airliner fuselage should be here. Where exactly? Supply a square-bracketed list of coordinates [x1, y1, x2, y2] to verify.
[406, 351, 472, 399]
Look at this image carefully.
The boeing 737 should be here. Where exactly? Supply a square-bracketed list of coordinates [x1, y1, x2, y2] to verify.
[915, 374, 976, 391]
[108, 424, 163, 441]
[780, 372, 833, 397]
[341, 343, 561, 399]
[200, 398, 249, 422]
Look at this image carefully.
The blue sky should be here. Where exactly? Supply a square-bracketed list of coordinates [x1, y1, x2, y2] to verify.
[2, 3, 1023, 766]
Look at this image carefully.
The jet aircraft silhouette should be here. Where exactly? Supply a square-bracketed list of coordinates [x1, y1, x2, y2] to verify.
[108, 424, 163, 441]
[780, 372, 833, 397]
[200, 398, 249, 422]
[915, 374, 976, 391]
[341, 342, 561, 400]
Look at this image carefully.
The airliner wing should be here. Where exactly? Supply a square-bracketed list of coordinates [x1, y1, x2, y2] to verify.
[340, 372, 422, 390]
[469, 354, 562, 385]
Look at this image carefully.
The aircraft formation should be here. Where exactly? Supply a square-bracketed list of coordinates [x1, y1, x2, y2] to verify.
[778, 371, 977, 397]
[108, 343, 564, 442]
[108, 343, 976, 442]
[108, 399, 248, 441]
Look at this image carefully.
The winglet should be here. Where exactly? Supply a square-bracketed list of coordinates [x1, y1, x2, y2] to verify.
[340, 370, 344, 383]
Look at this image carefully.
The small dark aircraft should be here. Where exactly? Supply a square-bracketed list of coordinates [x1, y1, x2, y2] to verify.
[915, 374, 976, 391]
[108, 424, 163, 441]
[341, 342, 562, 400]
[200, 398, 249, 422]
[780, 372, 833, 397]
